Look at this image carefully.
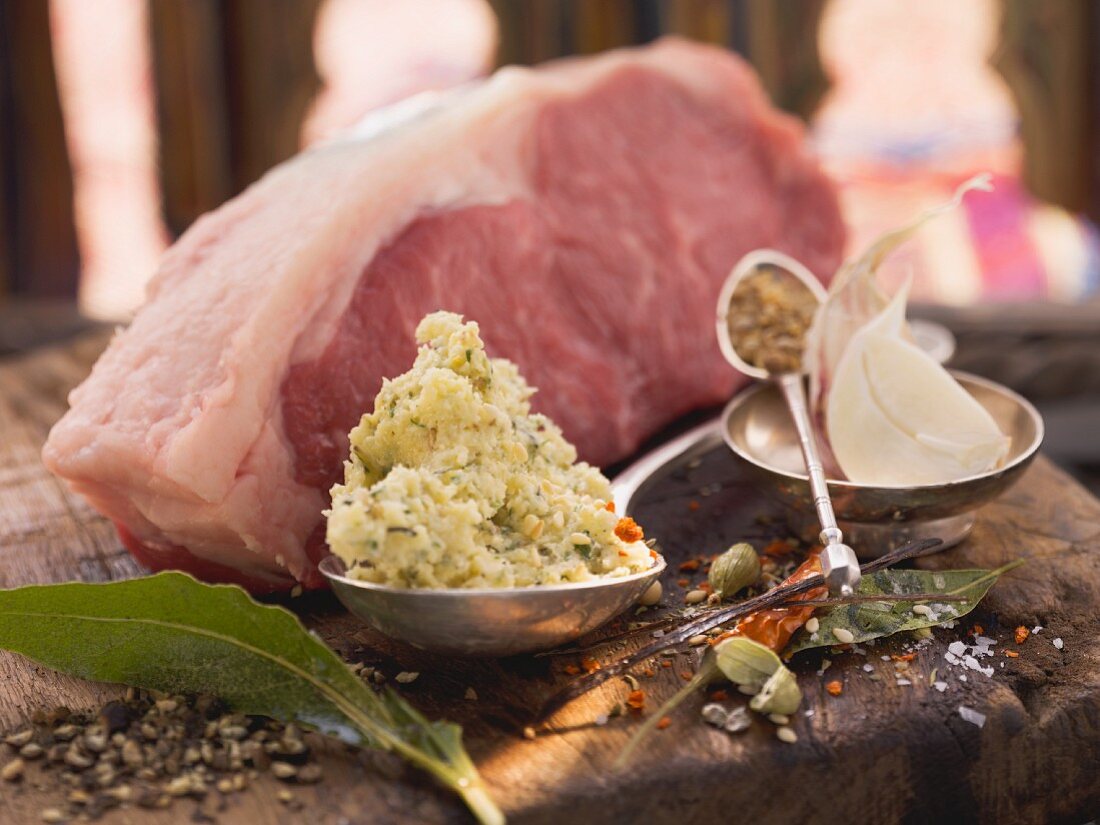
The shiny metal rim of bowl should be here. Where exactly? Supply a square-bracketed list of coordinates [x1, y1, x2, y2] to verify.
[318, 553, 667, 597]
[720, 370, 1045, 492]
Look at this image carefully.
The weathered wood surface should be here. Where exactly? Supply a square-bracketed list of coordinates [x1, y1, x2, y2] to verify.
[2, 333, 1100, 824]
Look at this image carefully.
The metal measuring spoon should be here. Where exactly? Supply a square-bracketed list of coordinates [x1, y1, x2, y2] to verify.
[715, 249, 861, 596]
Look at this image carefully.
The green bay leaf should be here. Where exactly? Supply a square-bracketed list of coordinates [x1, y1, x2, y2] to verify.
[0, 572, 502, 825]
[785, 563, 1019, 656]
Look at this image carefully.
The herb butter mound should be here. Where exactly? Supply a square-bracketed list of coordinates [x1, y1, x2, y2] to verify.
[325, 311, 655, 589]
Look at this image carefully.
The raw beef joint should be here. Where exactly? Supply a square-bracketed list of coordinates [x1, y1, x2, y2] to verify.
[43, 39, 845, 591]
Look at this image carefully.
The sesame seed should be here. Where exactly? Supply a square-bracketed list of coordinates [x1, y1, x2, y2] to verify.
[271, 762, 297, 780]
[685, 590, 707, 605]
[688, 635, 708, 647]
[832, 627, 855, 644]
[912, 604, 933, 617]
[2, 758, 25, 782]
[776, 726, 798, 744]
[805, 617, 819, 633]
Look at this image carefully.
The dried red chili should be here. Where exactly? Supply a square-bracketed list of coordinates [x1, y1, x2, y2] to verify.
[614, 517, 644, 543]
[718, 549, 825, 652]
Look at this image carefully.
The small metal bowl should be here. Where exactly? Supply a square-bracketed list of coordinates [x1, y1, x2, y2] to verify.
[318, 554, 666, 657]
[722, 372, 1044, 555]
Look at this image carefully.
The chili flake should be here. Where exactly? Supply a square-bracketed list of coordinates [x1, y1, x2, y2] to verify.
[679, 670, 693, 681]
[625, 690, 645, 713]
[825, 680, 843, 696]
[891, 653, 916, 663]
[563, 664, 580, 676]
[656, 717, 672, 730]
[605, 501, 616, 513]
[708, 690, 729, 701]
[678, 559, 702, 573]
[581, 657, 601, 674]
[660, 660, 673, 669]
[688, 500, 701, 512]
[1015, 626, 1029, 645]
[1005, 650, 1019, 658]
[614, 517, 644, 543]
[762, 539, 796, 557]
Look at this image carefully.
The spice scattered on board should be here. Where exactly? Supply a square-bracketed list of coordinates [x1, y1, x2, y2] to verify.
[0, 690, 328, 822]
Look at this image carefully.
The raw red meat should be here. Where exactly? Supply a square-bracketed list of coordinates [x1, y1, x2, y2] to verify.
[43, 39, 844, 591]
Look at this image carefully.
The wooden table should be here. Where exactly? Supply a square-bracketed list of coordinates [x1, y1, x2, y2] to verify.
[2, 333, 1100, 824]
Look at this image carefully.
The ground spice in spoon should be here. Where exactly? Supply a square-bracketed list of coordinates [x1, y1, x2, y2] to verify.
[725, 266, 819, 374]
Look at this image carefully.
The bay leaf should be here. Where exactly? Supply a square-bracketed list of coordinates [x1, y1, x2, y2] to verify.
[0, 572, 502, 825]
[785, 563, 1019, 656]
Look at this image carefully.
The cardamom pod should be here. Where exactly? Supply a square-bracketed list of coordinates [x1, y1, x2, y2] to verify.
[713, 636, 781, 692]
[714, 636, 802, 715]
[749, 665, 801, 715]
[708, 543, 761, 599]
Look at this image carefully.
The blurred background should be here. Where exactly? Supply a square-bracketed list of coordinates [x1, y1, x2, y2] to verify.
[1, 0, 1098, 487]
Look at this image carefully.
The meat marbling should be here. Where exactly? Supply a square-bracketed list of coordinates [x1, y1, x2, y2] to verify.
[43, 39, 845, 591]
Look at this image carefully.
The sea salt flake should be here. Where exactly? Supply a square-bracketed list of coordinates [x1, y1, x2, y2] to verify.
[958, 706, 986, 727]
[1032, 626, 1043, 634]
[594, 714, 609, 726]
[947, 641, 967, 657]
[896, 678, 912, 686]
[1053, 638, 1064, 650]
[973, 636, 997, 656]
[863, 664, 874, 673]
[962, 655, 994, 677]
[933, 681, 948, 692]
[959, 674, 968, 682]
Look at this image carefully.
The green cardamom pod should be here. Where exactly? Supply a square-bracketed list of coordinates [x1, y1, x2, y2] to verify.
[708, 543, 761, 599]
[714, 636, 802, 715]
[749, 664, 801, 715]
[713, 636, 780, 692]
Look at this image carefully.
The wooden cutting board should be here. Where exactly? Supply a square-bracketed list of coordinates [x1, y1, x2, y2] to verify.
[2, 332, 1100, 825]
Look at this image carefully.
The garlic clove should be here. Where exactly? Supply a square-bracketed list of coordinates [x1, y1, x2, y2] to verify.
[826, 284, 1009, 486]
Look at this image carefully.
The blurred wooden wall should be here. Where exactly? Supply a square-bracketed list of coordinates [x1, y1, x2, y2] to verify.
[0, 1, 80, 299]
[4, 0, 1100, 304]
[488, 0, 829, 120]
[994, 0, 1097, 219]
[149, 0, 323, 239]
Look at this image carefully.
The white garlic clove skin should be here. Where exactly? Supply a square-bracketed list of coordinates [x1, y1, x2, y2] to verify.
[826, 282, 1009, 487]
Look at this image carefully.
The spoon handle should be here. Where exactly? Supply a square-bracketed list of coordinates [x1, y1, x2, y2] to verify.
[777, 374, 837, 538]
[777, 373, 861, 594]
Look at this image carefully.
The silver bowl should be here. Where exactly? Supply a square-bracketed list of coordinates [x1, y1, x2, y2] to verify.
[722, 372, 1044, 555]
[318, 555, 666, 657]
